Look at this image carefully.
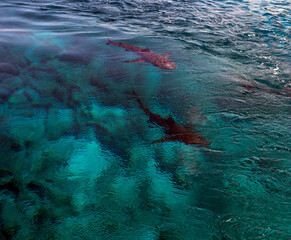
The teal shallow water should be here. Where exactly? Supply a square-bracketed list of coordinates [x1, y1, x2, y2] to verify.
[0, 0, 290, 239]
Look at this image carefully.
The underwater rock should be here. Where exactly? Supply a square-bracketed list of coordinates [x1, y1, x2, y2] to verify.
[65, 86, 83, 108]
[32, 44, 62, 62]
[67, 140, 111, 181]
[146, 156, 189, 210]
[51, 87, 67, 103]
[8, 89, 27, 105]
[0, 196, 21, 240]
[52, 56, 100, 92]
[0, 135, 22, 153]
[0, 117, 27, 169]
[47, 108, 74, 139]
[28, 137, 84, 172]
[70, 88, 83, 105]
[57, 50, 92, 65]
[29, 77, 59, 96]
[28, 69, 60, 97]
[0, 76, 24, 91]
[64, 139, 114, 210]
[0, 63, 20, 76]
[151, 142, 204, 187]
[89, 76, 110, 93]
[0, 169, 20, 198]
[24, 31, 65, 63]
[65, 140, 114, 212]
[109, 227, 159, 240]
[55, 214, 109, 240]
[0, 73, 16, 81]
[86, 103, 129, 134]
[0, 85, 12, 99]
[8, 87, 40, 106]
[111, 175, 139, 206]
[0, 177, 20, 198]
[7, 115, 45, 142]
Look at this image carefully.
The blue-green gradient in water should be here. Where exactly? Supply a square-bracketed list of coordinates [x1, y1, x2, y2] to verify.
[0, 0, 290, 239]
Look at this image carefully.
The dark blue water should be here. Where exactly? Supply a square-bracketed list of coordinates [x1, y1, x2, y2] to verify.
[0, 0, 290, 239]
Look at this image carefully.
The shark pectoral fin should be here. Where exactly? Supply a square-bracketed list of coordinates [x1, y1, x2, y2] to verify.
[141, 47, 150, 52]
[122, 58, 146, 63]
[162, 53, 171, 58]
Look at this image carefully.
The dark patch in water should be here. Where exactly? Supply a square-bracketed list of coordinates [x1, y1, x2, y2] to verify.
[66, 85, 81, 108]
[32, 102, 52, 109]
[0, 224, 19, 240]
[0, 63, 20, 76]
[0, 135, 22, 152]
[90, 77, 110, 93]
[0, 169, 13, 178]
[158, 230, 181, 240]
[22, 89, 33, 102]
[156, 157, 188, 189]
[0, 179, 20, 197]
[0, 86, 12, 99]
[27, 181, 46, 198]
[8, 142, 22, 152]
[52, 87, 65, 102]
[214, 97, 249, 110]
[57, 51, 92, 65]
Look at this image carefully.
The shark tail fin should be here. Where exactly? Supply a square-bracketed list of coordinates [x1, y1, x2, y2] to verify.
[106, 33, 113, 45]
[132, 90, 138, 97]
[131, 91, 145, 109]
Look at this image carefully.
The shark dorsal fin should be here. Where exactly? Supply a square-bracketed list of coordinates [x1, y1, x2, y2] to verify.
[141, 47, 150, 52]
[167, 116, 176, 125]
[162, 53, 171, 58]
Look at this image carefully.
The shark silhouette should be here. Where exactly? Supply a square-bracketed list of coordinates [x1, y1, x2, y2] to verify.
[106, 34, 177, 70]
[133, 92, 210, 147]
[240, 81, 291, 97]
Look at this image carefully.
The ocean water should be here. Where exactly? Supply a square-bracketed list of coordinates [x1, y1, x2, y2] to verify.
[0, 0, 290, 239]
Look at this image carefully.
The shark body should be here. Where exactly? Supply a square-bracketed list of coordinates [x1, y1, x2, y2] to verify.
[106, 34, 177, 70]
[134, 92, 210, 147]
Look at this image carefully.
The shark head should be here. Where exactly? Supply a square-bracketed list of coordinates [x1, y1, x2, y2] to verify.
[163, 60, 177, 70]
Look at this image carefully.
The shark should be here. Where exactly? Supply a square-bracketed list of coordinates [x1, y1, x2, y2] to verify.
[106, 34, 177, 70]
[239, 81, 291, 97]
[133, 92, 210, 147]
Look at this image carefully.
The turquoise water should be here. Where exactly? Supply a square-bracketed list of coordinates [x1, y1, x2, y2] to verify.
[0, 0, 290, 239]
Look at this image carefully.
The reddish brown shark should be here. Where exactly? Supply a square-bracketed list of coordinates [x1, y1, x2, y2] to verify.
[133, 92, 210, 147]
[106, 34, 177, 70]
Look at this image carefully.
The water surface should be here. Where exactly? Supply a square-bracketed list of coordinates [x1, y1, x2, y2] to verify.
[0, 0, 290, 239]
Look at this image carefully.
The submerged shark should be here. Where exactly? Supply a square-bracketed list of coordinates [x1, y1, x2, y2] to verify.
[242, 83, 291, 97]
[106, 34, 177, 70]
[133, 92, 210, 147]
